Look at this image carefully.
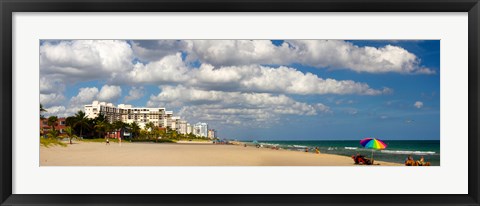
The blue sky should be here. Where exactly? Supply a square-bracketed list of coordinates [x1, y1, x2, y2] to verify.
[40, 40, 440, 140]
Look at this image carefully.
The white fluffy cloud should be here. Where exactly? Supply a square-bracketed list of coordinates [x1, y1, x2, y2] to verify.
[285, 40, 434, 74]
[124, 86, 145, 102]
[414, 101, 424, 108]
[97, 85, 122, 102]
[43, 106, 67, 117]
[120, 54, 388, 96]
[40, 40, 133, 86]
[70, 87, 99, 106]
[70, 85, 121, 106]
[64, 85, 121, 116]
[40, 76, 65, 94]
[184, 40, 434, 74]
[121, 53, 190, 84]
[40, 40, 132, 112]
[40, 93, 65, 107]
[147, 86, 330, 126]
[39, 40, 430, 123]
[131, 40, 189, 62]
[40, 76, 67, 108]
[189, 64, 390, 95]
[185, 40, 290, 66]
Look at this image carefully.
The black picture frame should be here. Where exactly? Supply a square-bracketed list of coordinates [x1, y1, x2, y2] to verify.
[1, 0, 479, 205]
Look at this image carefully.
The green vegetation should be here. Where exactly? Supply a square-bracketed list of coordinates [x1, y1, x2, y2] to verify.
[64, 127, 77, 144]
[46, 129, 59, 139]
[47, 116, 58, 132]
[40, 137, 67, 147]
[79, 138, 124, 143]
[40, 104, 47, 120]
[129, 138, 176, 143]
[137, 127, 212, 142]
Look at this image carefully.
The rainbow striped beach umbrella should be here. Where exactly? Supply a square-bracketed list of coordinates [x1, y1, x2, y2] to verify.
[360, 138, 387, 164]
[360, 138, 387, 150]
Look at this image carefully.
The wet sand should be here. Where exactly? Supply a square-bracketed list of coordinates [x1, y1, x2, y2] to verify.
[40, 142, 402, 166]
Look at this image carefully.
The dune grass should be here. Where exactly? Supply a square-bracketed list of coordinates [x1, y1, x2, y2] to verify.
[79, 138, 124, 143]
[40, 137, 67, 148]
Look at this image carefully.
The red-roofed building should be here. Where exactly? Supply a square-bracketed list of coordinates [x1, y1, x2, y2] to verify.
[40, 117, 67, 136]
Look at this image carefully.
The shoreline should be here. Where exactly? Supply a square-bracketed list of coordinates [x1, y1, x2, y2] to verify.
[230, 141, 401, 166]
[40, 141, 403, 166]
[234, 140, 439, 166]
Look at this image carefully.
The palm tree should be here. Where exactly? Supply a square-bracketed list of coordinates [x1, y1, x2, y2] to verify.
[47, 116, 58, 132]
[145, 122, 155, 140]
[94, 113, 106, 123]
[130, 122, 140, 139]
[40, 104, 47, 119]
[94, 121, 108, 139]
[113, 120, 126, 139]
[47, 129, 59, 139]
[65, 116, 75, 126]
[171, 130, 179, 139]
[151, 128, 165, 142]
[152, 127, 159, 142]
[40, 104, 47, 112]
[73, 110, 89, 138]
[64, 126, 77, 144]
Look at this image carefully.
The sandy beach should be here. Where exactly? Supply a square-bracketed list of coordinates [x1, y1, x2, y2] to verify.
[40, 142, 402, 166]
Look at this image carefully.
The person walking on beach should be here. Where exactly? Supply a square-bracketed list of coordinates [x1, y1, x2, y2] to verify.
[106, 138, 110, 145]
[315, 147, 320, 154]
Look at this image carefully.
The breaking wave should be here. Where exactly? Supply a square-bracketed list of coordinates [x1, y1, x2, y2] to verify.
[380, 150, 436, 155]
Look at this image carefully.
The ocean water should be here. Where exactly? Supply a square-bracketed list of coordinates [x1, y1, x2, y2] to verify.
[241, 140, 440, 166]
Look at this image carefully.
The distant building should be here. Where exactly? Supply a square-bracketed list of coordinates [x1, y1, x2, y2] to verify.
[83, 101, 214, 137]
[171, 116, 181, 131]
[193, 122, 208, 137]
[179, 120, 188, 134]
[84, 101, 166, 129]
[207, 129, 216, 139]
[117, 104, 166, 129]
[40, 117, 67, 135]
[163, 111, 173, 130]
[84, 101, 121, 123]
[187, 124, 192, 134]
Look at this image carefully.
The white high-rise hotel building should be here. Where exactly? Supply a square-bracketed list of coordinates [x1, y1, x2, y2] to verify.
[84, 101, 213, 138]
[193, 122, 208, 137]
[84, 101, 170, 128]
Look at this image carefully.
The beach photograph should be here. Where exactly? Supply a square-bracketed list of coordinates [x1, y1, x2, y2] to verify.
[39, 40, 440, 166]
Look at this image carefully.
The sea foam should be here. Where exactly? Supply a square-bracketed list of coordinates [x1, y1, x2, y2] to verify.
[380, 150, 436, 155]
[344, 147, 358, 150]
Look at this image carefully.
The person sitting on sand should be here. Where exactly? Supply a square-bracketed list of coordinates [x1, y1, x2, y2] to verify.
[415, 156, 431, 166]
[405, 155, 415, 166]
[305, 148, 309, 153]
[315, 147, 320, 154]
[352, 153, 363, 164]
[352, 155, 360, 164]
[352, 153, 373, 165]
